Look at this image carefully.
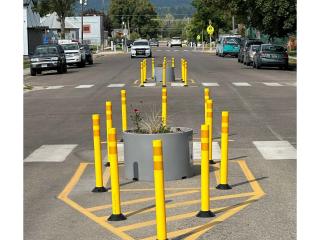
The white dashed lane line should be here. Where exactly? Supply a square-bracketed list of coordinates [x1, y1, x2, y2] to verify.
[75, 85, 94, 88]
[107, 84, 125, 88]
[232, 82, 252, 86]
[202, 83, 220, 87]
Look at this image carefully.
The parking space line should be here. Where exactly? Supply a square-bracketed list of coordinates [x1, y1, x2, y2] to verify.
[75, 84, 94, 88]
[46, 86, 64, 89]
[107, 84, 125, 88]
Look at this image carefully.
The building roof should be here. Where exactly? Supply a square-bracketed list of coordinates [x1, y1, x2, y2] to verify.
[40, 12, 79, 30]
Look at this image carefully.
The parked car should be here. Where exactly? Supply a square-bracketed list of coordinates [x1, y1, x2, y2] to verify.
[216, 36, 241, 57]
[81, 44, 93, 65]
[149, 38, 159, 47]
[238, 39, 264, 63]
[59, 40, 86, 67]
[243, 45, 260, 66]
[252, 44, 289, 69]
[131, 39, 152, 58]
[29, 44, 67, 76]
[169, 37, 182, 47]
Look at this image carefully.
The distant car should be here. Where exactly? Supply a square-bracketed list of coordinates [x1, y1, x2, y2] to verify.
[238, 39, 264, 63]
[29, 44, 67, 76]
[131, 39, 152, 58]
[149, 39, 159, 47]
[243, 45, 260, 66]
[253, 44, 289, 69]
[60, 41, 86, 67]
[81, 44, 93, 65]
[170, 37, 182, 47]
[216, 36, 241, 57]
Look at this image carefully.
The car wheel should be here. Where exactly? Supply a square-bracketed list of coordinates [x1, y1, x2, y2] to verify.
[256, 62, 261, 69]
[63, 64, 67, 73]
[30, 68, 36, 76]
[57, 65, 63, 74]
[36, 69, 42, 74]
[237, 58, 240, 62]
[88, 59, 93, 65]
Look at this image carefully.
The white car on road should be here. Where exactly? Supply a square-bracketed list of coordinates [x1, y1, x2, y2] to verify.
[169, 37, 182, 47]
[131, 39, 152, 58]
[58, 40, 86, 67]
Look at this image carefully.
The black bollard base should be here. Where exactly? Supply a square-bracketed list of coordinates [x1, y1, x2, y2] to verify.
[196, 210, 215, 218]
[140, 85, 145, 87]
[92, 186, 107, 193]
[209, 159, 216, 165]
[184, 85, 188, 87]
[162, 85, 167, 87]
[107, 213, 127, 221]
[119, 138, 124, 142]
[104, 162, 110, 167]
[216, 184, 232, 190]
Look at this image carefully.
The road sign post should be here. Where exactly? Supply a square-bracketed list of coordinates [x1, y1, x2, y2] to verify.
[207, 24, 214, 52]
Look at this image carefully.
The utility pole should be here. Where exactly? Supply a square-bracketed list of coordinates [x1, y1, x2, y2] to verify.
[80, 0, 87, 43]
[232, 16, 235, 33]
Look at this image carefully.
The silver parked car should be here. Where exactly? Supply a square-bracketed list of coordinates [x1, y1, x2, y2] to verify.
[243, 45, 260, 66]
[131, 39, 152, 58]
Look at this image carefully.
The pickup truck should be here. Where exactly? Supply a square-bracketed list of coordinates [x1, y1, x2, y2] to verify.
[59, 40, 86, 67]
[131, 39, 152, 58]
[29, 44, 67, 76]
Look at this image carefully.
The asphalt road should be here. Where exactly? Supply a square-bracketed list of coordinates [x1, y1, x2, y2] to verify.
[24, 46, 296, 240]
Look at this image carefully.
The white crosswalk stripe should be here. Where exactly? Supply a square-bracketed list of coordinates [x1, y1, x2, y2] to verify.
[253, 141, 296, 160]
[75, 85, 94, 88]
[46, 86, 64, 90]
[107, 84, 125, 88]
[202, 83, 220, 87]
[262, 82, 283, 86]
[193, 142, 220, 160]
[24, 144, 78, 162]
[171, 82, 185, 87]
[104, 143, 124, 162]
[232, 82, 251, 86]
[143, 83, 156, 87]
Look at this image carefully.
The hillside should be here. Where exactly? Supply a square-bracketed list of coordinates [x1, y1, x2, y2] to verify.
[74, 0, 194, 18]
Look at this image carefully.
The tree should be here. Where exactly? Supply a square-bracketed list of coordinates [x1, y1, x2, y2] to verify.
[33, 0, 76, 39]
[108, 0, 159, 39]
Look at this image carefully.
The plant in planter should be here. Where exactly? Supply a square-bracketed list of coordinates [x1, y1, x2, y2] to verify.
[124, 104, 193, 181]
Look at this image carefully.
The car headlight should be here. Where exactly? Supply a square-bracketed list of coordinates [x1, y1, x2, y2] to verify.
[146, 49, 150, 52]
[31, 58, 39, 62]
[131, 50, 136, 53]
[51, 57, 59, 61]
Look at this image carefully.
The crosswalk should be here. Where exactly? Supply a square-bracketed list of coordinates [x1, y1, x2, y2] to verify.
[24, 81, 296, 93]
[24, 141, 296, 163]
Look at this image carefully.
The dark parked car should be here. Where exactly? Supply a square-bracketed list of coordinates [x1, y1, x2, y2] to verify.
[29, 44, 67, 76]
[126, 40, 134, 48]
[149, 38, 159, 47]
[81, 44, 93, 65]
[238, 39, 264, 63]
[252, 44, 289, 69]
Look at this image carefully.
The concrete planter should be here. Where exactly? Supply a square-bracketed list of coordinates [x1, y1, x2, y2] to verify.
[123, 127, 193, 181]
[154, 67, 175, 82]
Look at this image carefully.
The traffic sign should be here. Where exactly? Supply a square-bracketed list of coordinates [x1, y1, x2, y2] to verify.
[207, 25, 214, 35]
[196, 35, 201, 41]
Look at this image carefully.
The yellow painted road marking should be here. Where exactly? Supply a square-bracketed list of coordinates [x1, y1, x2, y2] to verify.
[86, 189, 199, 212]
[57, 163, 134, 240]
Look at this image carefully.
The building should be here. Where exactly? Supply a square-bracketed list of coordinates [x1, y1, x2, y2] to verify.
[40, 13, 104, 45]
[23, 0, 47, 55]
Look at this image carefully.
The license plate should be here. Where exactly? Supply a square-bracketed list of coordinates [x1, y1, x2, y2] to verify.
[41, 64, 47, 67]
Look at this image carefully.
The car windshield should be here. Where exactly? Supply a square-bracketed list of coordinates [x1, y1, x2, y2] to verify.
[62, 44, 79, 50]
[251, 45, 259, 51]
[35, 46, 58, 55]
[134, 41, 149, 46]
[262, 45, 285, 52]
[225, 37, 239, 45]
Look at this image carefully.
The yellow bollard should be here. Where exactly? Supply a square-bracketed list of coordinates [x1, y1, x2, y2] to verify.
[105, 101, 113, 167]
[153, 139, 168, 240]
[171, 57, 175, 68]
[162, 88, 167, 126]
[184, 60, 188, 87]
[162, 60, 166, 87]
[121, 90, 127, 132]
[204, 88, 210, 122]
[140, 61, 144, 87]
[152, 58, 155, 79]
[107, 128, 126, 221]
[206, 99, 215, 165]
[144, 59, 147, 82]
[92, 114, 107, 192]
[181, 58, 184, 82]
[196, 124, 215, 218]
[217, 111, 232, 190]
